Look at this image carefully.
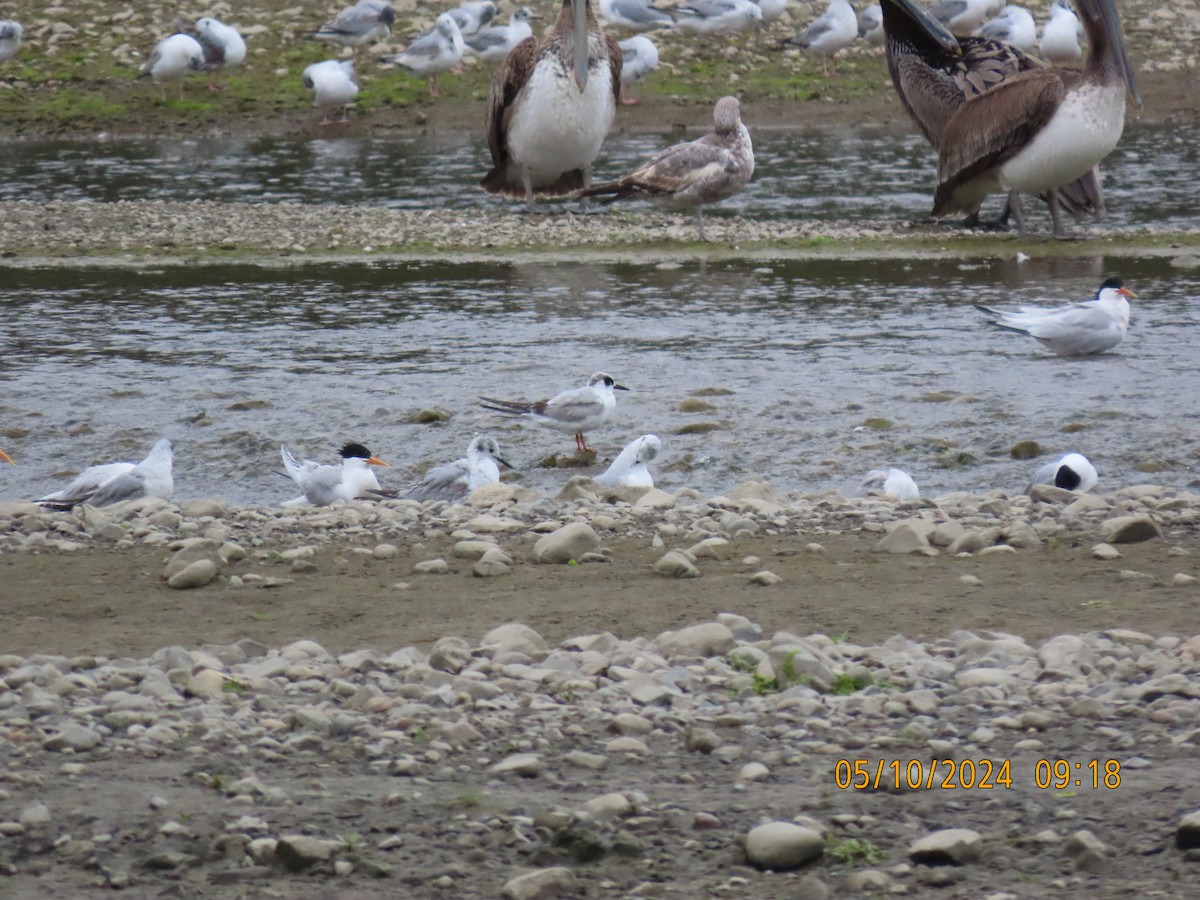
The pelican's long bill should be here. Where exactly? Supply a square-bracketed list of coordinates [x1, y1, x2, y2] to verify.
[885, 0, 960, 54]
[573, 0, 589, 90]
[1100, 0, 1141, 107]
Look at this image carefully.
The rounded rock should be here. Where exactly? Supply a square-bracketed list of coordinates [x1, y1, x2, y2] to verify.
[745, 822, 824, 870]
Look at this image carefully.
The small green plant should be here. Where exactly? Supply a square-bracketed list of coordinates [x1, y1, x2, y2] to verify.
[728, 654, 757, 673]
[453, 790, 481, 809]
[750, 673, 777, 695]
[410, 725, 427, 741]
[222, 678, 249, 694]
[826, 836, 882, 865]
[831, 629, 851, 645]
[339, 832, 361, 852]
[779, 650, 810, 687]
[831, 672, 875, 696]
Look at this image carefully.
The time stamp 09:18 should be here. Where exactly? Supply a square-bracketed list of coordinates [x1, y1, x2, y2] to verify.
[834, 758, 1123, 791]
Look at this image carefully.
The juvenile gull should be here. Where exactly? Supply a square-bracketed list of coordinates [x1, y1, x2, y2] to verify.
[308, 0, 396, 50]
[481, 372, 630, 453]
[481, 0, 621, 211]
[595, 434, 661, 488]
[578, 95, 754, 240]
[1040, 0, 1083, 63]
[1029, 452, 1098, 493]
[617, 34, 660, 104]
[0, 20, 22, 62]
[140, 33, 205, 100]
[39, 438, 174, 511]
[975, 277, 1135, 356]
[398, 436, 512, 503]
[280, 442, 389, 506]
[302, 59, 359, 124]
[599, 0, 674, 32]
[670, 0, 763, 36]
[780, 0, 857, 74]
[861, 467, 919, 499]
[396, 13, 465, 96]
[175, 15, 246, 88]
[976, 5, 1037, 52]
[465, 8, 539, 65]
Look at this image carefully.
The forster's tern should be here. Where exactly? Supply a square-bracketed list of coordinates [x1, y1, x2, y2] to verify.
[929, 0, 1005, 36]
[308, 1, 396, 49]
[579, 96, 754, 240]
[399, 436, 512, 503]
[303, 59, 359, 124]
[140, 34, 205, 101]
[39, 438, 175, 510]
[975, 278, 1135, 357]
[174, 16, 246, 86]
[595, 434, 661, 488]
[857, 3, 884, 46]
[481, 372, 630, 453]
[976, 5, 1037, 52]
[0, 21, 23, 62]
[1030, 452, 1098, 493]
[599, 0, 673, 32]
[861, 467, 919, 499]
[465, 8, 539, 64]
[1040, 0, 1083, 63]
[280, 442, 390, 506]
[669, 0, 763, 36]
[780, 0, 857, 74]
[396, 13, 465, 96]
[618, 35, 660, 104]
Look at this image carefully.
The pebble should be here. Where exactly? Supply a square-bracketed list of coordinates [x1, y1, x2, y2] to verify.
[503, 867, 578, 900]
[909, 828, 983, 865]
[745, 822, 824, 870]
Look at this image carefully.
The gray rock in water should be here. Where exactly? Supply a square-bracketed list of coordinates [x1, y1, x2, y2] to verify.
[1101, 515, 1163, 544]
[908, 828, 982, 865]
[532, 521, 600, 563]
[745, 821, 824, 870]
[502, 866, 578, 900]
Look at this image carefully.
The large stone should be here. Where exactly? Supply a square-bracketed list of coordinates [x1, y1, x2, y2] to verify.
[1176, 811, 1200, 850]
[489, 754, 542, 778]
[502, 867, 578, 900]
[186, 668, 226, 699]
[274, 835, 342, 872]
[908, 828, 982, 865]
[532, 522, 600, 564]
[42, 724, 102, 753]
[1101, 516, 1163, 544]
[654, 550, 700, 578]
[167, 559, 217, 590]
[481, 623, 548, 657]
[768, 642, 834, 692]
[875, 520, 935, 555]
[429, 636, 472, 673]
[1038, 634, 1091, 679]
[655, 622, 735, 659]
[745, 822, 824, 870]
[162, 539, 222, 580]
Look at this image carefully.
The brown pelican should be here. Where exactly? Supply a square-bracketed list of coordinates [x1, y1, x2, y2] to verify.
[932, 0, 1140, 237]
[577, 95, 754, 240]
[481, 0, 621, 210]
[881, 0, 1105, 228]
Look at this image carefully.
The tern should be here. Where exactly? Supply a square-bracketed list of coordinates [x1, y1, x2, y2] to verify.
[1030, 452, 1098, 493]
[578, 95, 754, 240]
[303, 60, 359, 124]
[396, 13, 465, 97]
[39, 438, 174, 511]
[932, 0, 1141, 238]
[140, 33, 205, 101]
[617, 35, 660, 104]
[174, 16, 246, 89]
[595, 434, 661, 488]
[1040, 0, 1084, 64]
[781, 0, 858, 74]
[308, 1, 396, 51]
[399, 436, 513, 503]
[975, 277, 1135, 356]
[861, 468, 920, 499]
[976, 5, 1037, 52]
[280, 442, 390, 506]
[480, 372, 629, 453]
[481, 0, 621, 211]
[0, 20, 22, 62]
[598, 0, 674, 32]
[465, 8, 540, 65]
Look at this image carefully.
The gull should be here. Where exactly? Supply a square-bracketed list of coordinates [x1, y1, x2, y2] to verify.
[480, 372, 630, 453]
[752, 0, 790, 25]
[1040, 0, 1083, 64]
[396, 13, 465, 96]
[780, 0, 857, 74]
[595, 434, 661, 488]
[303, 59, 359, 124]
[976, 5, 1036, 52]
[174, 16, 246, 89]
[975, 277, 1135, 357]
[280, 442, 390, 506]
[617, 35, 659, 104]
[858, 3, 884, 46]
[669, 0, 764, 36]
[466, 8, 539, 64]
[599, 0, 674, 32]
[399, 436, 512, 503]
[39, 438, 174, 511]
[1030, 452, 1098, 493]
[140, 33, 205, 101]
[308, 1, 396, 51]
[929, 0, 1005, 37]
[447, 1, 500, 37]
[578, 95, 754, 240]
[861, 467, 920, 499]
[0, 21, 22, 62]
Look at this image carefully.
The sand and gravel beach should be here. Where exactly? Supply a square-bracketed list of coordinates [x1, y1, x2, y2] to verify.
[4, 0, 1200, 896]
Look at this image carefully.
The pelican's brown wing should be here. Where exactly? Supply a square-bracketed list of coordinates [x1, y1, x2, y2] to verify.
[932, 71, 1066, 217]
[605, 33, 622, 105]
[482, 36, 537, 191]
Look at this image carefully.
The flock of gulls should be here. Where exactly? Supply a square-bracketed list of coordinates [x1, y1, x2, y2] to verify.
[0, 0, 1142, 237]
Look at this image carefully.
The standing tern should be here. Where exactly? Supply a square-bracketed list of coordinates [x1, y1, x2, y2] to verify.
[395, 13, 465, 97]
[39, 438, 175, 511]
[140, 33, 205, 101]
[579, 95, 754, 240]
[399, 436, 512, 503]
[0, 21, 22, 62]
[860, 467, 919, 499]
[480, 372, 629, 453]
[975, 277, 1135, 357]
[1030, 452, 1098, 493]
[466, 8, 539, 64]
[780, 0, 858, 74]
[617, 35, 660, 104]
[280, 442, 390, 506]
[1040, 0, 1083, 64]
[595, 434, 661, 488]
[303, 60, 359, 124]
[976, 5, 1037, 52]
